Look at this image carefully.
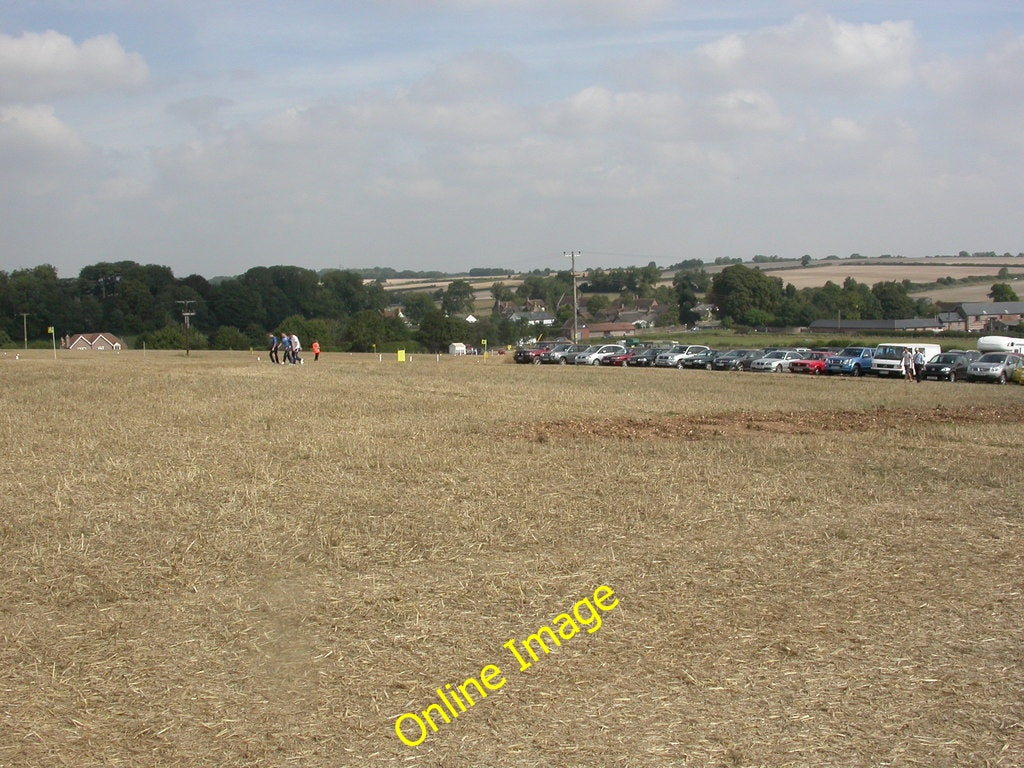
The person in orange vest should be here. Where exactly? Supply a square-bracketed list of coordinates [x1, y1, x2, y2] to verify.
[311, 340, 321, 362]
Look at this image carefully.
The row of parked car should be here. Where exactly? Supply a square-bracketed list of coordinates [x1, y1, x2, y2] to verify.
[512, 341, 1024, 384]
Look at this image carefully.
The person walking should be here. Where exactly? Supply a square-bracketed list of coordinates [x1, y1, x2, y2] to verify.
[913, 348, 926, 383]
[268, 333, 280, 364]
[290, 333, 302, 364]
[280, 332, 292, 364]
[311, 339, 321, 362]
[902, 347, 915, 382]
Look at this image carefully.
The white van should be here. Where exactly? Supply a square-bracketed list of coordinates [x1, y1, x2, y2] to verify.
[871, 342, 942, 377]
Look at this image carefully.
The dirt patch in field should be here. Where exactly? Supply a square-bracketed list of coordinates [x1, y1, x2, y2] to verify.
[523, 403, 1024, 442]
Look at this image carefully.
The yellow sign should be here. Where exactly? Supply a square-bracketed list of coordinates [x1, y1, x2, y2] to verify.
[47, 326, 54, 334]
[397, 349, 406, 362]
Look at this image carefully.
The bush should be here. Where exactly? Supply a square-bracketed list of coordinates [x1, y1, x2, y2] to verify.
[212, 326, 251, 350]
[136, 325, 209, 350]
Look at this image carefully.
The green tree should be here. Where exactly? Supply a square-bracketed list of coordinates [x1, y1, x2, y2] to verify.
[416, 308, 466, 352]
[989, 282, 1020, 302]
[401, 292, 437, 324]
[586, 295, 610, 315]
[871, 281, 917, 319]
[212, 326, 251, 350]
[707, 265, 783, 324]
[344, 310, 387, 352]
[441, 280, 476, 315]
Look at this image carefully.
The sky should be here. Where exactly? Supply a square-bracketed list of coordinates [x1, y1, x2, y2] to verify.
[1, 1, 1023, 279]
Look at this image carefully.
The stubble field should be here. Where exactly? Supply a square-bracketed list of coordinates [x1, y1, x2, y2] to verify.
[2, 351, 1023, 767]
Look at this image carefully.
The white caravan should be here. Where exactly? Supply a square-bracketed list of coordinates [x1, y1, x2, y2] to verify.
[977, 336, 1024, 353]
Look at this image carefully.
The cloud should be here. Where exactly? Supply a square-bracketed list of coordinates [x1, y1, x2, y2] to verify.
[692, 14, 917, 92]
[0, 29, 149, 101]
[388, 0, 672, 24]
[0, 104, 91, 198]
[166, 95, 235, 132]
[0, 104, 88, 164]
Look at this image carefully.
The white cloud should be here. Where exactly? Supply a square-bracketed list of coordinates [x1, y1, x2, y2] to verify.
[0, 29, 149, 101]
[0, 104, 88, 164]
[695, 14, 917, 92]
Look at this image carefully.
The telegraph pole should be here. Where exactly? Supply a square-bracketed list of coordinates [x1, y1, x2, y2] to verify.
[20, 312, 29, 349]
[564, 251, 580, 343]
[176, 300, 196, 356]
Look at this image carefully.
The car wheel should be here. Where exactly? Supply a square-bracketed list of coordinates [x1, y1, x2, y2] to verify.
[591, 358, 601, 365]
[558, 357, 567, 365]
[852, 364, 861, 377]
[812, 367, 821, 375]
[705, 362, 712, 370]
[676, 360, 685, 369]
[532, 356, 542, 365]
[948, 372, 956, 383]
[997, 372, 1007, 384]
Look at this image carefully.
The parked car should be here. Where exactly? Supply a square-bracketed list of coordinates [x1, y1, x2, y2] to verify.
[682, 349, 721, 369]
[750, 350, 804, 372]
[573, 344, 627, 365]
[946, 349, 981, 363]
[871, 343, 942, 378]
[920, 352, 973, 382]
[824, 346, 874, 376]
[540, 343, 583, 365]
[513, 343, 549, 364]
[601, 349, 636, 366]
[788, 351, 830, 375]
[711, 349, 763, 371]
[965, 352, 1023, 384]
[626, 348, 665, 367]
[654, 344, 711, 368]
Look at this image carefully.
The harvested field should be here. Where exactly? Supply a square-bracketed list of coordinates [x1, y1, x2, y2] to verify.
[2, 351, 1023, 767]
[758, 263, 1024, 290]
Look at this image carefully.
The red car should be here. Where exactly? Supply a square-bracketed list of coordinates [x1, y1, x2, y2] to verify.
[602, 350, 638, 366]
[789, 351, 830, 375]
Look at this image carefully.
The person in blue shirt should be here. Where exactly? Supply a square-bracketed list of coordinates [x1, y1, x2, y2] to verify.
[280, 332, 292, 364]
[268, 333, 280, 364]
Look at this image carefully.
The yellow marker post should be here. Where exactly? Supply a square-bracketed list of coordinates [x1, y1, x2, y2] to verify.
[397, 349, 406, 363]
[481, 339, 488, 359]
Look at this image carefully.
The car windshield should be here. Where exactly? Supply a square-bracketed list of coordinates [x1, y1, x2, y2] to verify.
[836, 347, 865, 356]
[764, 351, 787, 359]
[932, 354, 958, 364]
[978, 353, 1007, 363]
[875, 346, 907, 359]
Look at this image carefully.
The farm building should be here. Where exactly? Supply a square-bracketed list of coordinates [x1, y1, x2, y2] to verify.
[64, 333, 123, 351]
[942, 301, 1024, 332]
[806, 318, 942, 333]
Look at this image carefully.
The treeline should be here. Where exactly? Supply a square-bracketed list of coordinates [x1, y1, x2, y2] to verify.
[680, 264, 939, 327]
[0, 262, 539, 353]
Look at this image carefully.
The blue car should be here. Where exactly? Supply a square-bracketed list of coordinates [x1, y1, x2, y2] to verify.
[824, 346, 874, 377]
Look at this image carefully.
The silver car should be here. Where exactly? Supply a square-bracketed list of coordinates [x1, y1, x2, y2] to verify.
[654, 344, 710, 368]
[749, 350, 804, 372]
[573, 344, 627, 365]
[965, 352, 1022, 384]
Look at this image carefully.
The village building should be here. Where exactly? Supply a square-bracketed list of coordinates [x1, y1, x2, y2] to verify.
[938, 301, 1024, 333]
[63, 333, 123, 351]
